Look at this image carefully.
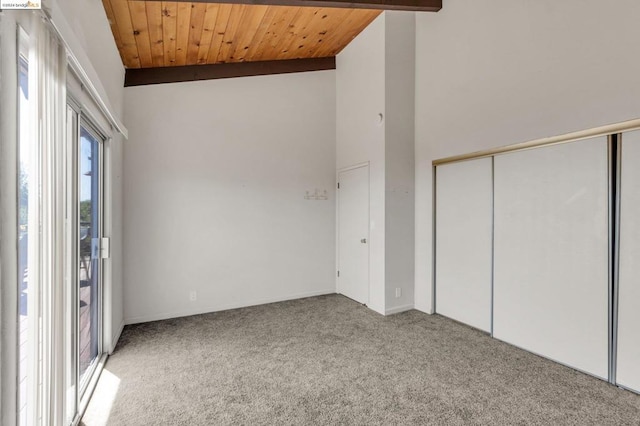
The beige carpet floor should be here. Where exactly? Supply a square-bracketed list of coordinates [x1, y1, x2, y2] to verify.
[82, 294, 640, 425]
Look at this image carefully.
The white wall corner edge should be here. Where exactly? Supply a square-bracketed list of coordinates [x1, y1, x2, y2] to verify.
[413, 297, 434, 315]
[412, 307, 433, 315]
[124, 289, 337, 325]
[365, 302, 386, 316]
[109, 320, 125, 354]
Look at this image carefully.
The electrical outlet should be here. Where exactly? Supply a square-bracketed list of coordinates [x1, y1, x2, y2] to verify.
[395, 288, 401, 298]
[189, 291, 197, 302]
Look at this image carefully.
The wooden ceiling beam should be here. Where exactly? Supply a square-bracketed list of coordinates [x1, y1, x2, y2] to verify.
[131, 0, 442, 13]
[124, 56, 336, 86]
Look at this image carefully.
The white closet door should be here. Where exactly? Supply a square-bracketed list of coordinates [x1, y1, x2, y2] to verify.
[436, 157, 493, 332]
[617, 130, 640, 393]
[494, 137, 609, 379]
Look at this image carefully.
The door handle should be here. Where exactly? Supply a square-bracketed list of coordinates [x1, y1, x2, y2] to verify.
[361, 238, 367, 244]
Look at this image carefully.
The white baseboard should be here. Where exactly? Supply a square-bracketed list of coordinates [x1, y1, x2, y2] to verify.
[110, 320, 125, 354]
[385, 304, 414, 316]
[124, 289, 336, 325]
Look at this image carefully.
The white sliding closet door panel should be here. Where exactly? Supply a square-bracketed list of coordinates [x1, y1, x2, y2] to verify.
[617, 130, 640, 393]
[494, 137, 609, 379]
[436, 157, 493, 332]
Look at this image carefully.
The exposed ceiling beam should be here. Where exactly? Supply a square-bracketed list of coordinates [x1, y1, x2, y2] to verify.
[124, 57, 336, 86]
[130, 0, 442, 12]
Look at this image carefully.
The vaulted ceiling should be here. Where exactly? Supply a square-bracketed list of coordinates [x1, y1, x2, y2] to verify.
[102, 0, 382, 69]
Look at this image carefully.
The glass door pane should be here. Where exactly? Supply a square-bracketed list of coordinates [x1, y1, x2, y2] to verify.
[78, 123, 102, 388]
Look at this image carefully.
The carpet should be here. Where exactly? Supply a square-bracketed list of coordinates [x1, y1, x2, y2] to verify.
[81, 294, 640, 425]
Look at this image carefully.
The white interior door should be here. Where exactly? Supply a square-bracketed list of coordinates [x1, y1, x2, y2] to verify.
[436, 157, 493, 332]
[493, 137, 609, 379]
[617, 130, 640, 393]
[338, 164, 369, 304]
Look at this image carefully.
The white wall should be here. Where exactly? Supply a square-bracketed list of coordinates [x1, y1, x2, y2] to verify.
[414, 0, 640, 313]
[105, 133, 124, 350]
[336, 12, 415, 315]
[123, 71, 337, 323]
[50, 0, 125, 120]
[336, 14, 386, 314]
[384, 12, 415, 313]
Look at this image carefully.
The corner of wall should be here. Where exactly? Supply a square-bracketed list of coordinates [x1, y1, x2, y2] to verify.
[336, 11, 387, 315]
[110, 320, 125, 354]
[383, 10, 416, 314]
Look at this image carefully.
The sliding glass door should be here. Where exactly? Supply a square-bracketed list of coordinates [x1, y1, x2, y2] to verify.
[66, 103, 106, 418]
[9, 13, 114, 425]
[78, 121, 103, 390]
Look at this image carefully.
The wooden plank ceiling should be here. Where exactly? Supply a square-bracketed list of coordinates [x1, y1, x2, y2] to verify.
[103, 0, 381, 69]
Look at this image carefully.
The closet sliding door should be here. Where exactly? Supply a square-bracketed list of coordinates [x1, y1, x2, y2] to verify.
[435, 157, 493, 332]
[616, 130, 640, 393]
[493, 137, 609, 379]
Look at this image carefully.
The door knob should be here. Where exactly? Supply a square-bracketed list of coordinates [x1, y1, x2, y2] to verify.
[361, 238, 367, 244]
